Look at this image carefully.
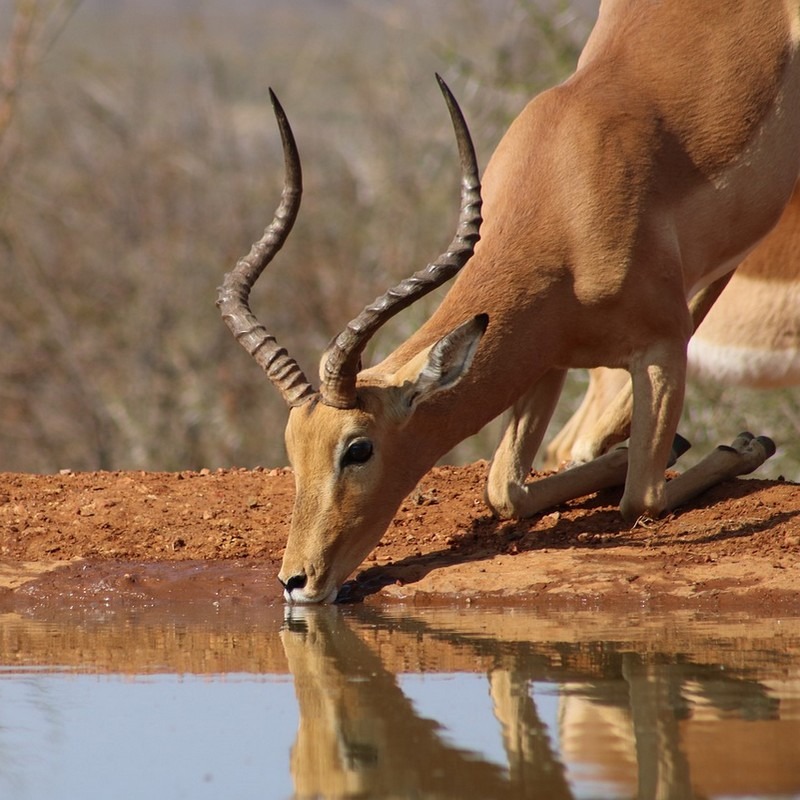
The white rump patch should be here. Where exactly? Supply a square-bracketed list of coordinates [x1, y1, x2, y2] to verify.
[688, 338, 800, 389]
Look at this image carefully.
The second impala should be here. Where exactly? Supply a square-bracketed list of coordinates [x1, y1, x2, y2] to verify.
[219, 0, 800, 603]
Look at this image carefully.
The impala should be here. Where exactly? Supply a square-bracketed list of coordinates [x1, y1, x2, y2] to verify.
[219, 0, 800, 604]
[546, 180, 800, 468]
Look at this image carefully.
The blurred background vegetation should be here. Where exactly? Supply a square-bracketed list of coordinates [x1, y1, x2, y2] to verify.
[0, 0, 797, 479]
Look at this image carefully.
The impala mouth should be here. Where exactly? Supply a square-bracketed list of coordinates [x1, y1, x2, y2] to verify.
[281, 579, 340, 605]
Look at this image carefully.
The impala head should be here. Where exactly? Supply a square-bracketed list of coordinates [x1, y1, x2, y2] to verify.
[217, 76, 483, 604]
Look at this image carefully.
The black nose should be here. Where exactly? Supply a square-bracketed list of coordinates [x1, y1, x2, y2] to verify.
[280, 573, 307, 593]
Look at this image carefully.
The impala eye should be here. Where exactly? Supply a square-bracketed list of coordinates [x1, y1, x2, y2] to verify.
[342, 438, 374, 467]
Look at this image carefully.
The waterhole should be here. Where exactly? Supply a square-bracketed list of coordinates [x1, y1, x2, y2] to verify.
[1, 604, 798, 799]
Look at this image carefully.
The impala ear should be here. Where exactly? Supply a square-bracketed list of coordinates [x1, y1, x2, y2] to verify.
[393, 314, 488, 413]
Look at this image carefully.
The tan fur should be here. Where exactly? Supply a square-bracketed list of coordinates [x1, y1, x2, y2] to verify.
[547, 181, 800, 469]
[278, 0, 800, 603]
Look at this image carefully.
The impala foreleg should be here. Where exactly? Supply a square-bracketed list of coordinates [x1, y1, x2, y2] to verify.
[665, 431, 776, 511]
[620, 341, 687, 522]
[550, 274, 735, 469]
[485, 369, 567, 518]
[499, 446, 631, 517]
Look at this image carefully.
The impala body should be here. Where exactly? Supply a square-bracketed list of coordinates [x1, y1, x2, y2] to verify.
[687, 181, 800, 389]
[220, 0, 800, 603]
[547, 181, 800, 468]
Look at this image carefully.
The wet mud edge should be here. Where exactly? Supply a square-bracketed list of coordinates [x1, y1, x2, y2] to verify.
[0, 556, 798, 616]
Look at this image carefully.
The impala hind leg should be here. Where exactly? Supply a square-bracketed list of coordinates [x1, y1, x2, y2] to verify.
[485, 369, 566, 518]
[620, 341, 687, 522]
[544, 367, 629, 468]
[567, 371, 633, 464]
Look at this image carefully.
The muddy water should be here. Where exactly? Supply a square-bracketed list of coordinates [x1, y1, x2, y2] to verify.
[1, 605, 799, 800]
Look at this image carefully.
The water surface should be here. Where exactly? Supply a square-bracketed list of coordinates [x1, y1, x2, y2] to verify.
[1, 605, 798, 799]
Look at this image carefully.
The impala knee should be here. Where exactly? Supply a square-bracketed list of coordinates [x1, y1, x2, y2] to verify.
[484, 474, 527, 519]
[620, 479, 667, 523]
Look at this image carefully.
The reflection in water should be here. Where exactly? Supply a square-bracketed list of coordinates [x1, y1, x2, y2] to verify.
[281, 608, 800, 800]
[282, 609, 522, 799]
[1, 606, 799, 799]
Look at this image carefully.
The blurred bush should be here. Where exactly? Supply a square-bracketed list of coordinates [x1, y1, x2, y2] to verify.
[0, 0, 797, 480]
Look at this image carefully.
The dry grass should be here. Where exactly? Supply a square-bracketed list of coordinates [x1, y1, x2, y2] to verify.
[0, 0, 797, 481]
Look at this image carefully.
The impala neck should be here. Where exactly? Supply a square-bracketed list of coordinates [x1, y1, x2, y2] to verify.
[372, 252, 560, 472]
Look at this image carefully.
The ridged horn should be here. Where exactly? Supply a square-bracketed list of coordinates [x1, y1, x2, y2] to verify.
[319, 74, 483, 409]
[217, 89, 315, 408]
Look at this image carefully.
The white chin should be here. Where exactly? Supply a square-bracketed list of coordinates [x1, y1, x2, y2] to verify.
[284, 585, 339, 605]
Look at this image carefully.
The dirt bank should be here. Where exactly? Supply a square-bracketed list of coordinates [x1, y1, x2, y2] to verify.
[1, 463, 798, 613]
